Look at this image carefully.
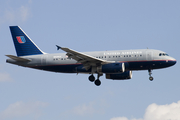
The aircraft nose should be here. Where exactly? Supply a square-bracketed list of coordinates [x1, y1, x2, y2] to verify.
[173, 59, 176, 65]
[168, 57, 177, 66]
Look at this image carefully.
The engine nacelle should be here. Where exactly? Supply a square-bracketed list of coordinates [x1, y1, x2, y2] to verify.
[97, 63, 125, 73]
[106, 71, 132, 80]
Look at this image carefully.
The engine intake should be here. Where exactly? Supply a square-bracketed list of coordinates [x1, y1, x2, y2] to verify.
[106, 71, 132, 80]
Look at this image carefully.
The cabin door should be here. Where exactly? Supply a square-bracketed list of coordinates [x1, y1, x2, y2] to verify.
[41, 56, 47, 65]
[146, 51, 153, 61]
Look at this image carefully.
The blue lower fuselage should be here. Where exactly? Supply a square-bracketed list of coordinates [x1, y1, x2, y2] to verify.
[31, 60, 176, 73]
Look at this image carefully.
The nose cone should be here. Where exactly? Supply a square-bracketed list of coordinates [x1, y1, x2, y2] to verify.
[170, 60, 176, 66]
[172, 59, 176, 65]
[168, 57, 177, 66]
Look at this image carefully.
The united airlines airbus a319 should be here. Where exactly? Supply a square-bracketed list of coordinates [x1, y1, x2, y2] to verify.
[6, 26, 176, 86]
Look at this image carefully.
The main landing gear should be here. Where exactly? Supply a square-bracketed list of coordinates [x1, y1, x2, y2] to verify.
[88, 73, 103, 86]
[88, 74, 95, 82]
[148, 69, 154, 81]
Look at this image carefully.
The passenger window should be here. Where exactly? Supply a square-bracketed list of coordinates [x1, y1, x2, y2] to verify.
[129, 55, 131, 57]
[159, 53, 162, 56]
[109, 56, 111, 58]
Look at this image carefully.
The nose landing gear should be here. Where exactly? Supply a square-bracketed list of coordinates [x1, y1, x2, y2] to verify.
[148, 69, 154, 81]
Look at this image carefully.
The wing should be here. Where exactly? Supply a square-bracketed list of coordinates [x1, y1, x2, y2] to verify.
[56, 45, 113, 70]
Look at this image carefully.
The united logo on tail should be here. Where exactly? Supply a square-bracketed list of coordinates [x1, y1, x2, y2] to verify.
[16, 36, 26, 43]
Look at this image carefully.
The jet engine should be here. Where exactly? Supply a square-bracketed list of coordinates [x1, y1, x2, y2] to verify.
[97, 63, 125, 73]
[106, 71, 132, 80]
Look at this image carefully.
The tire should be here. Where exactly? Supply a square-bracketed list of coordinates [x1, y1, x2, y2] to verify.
[149, 77, 153, 81]
[94, 79, 101, 86]
[89, 75, 95, 82]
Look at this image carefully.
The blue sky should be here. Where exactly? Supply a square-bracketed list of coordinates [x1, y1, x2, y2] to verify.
[0, 0, 180, 120]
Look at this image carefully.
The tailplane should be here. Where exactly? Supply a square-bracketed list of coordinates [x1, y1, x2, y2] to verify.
[9, 26, 44, 56]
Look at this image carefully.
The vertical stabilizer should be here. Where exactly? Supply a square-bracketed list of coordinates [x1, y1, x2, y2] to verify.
[9, 26, 44, 56]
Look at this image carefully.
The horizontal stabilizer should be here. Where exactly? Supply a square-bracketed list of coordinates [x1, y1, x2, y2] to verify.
[5, 55, 31, 62]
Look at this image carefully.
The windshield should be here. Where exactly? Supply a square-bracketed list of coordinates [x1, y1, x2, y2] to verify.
[159, 53, 169, 56]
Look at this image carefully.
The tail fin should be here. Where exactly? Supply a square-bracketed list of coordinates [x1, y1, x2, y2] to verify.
[9, 26, 44, 56]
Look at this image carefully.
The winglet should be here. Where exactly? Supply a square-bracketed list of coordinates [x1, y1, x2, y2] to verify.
[56, 45, 61, 50]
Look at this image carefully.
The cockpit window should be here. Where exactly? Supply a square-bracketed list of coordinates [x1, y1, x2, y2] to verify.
[159, 53, 169, 56]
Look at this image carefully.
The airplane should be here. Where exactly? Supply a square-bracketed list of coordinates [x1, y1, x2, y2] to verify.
[6, 26, 177, 86]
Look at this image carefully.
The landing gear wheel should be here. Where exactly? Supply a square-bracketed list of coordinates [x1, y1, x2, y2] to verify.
[148, 69, 154, 81]
[89, 75, 95, 82]
[94, 79, 101, 86]
[149, 77, 153, 81]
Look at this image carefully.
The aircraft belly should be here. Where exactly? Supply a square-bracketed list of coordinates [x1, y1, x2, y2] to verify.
[128, 60, 174, 70]
[31, 60, 173, 73]
[31, 64, 81, 73]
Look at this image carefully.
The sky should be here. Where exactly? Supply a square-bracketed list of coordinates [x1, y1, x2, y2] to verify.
[0, 0, 180, 120]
